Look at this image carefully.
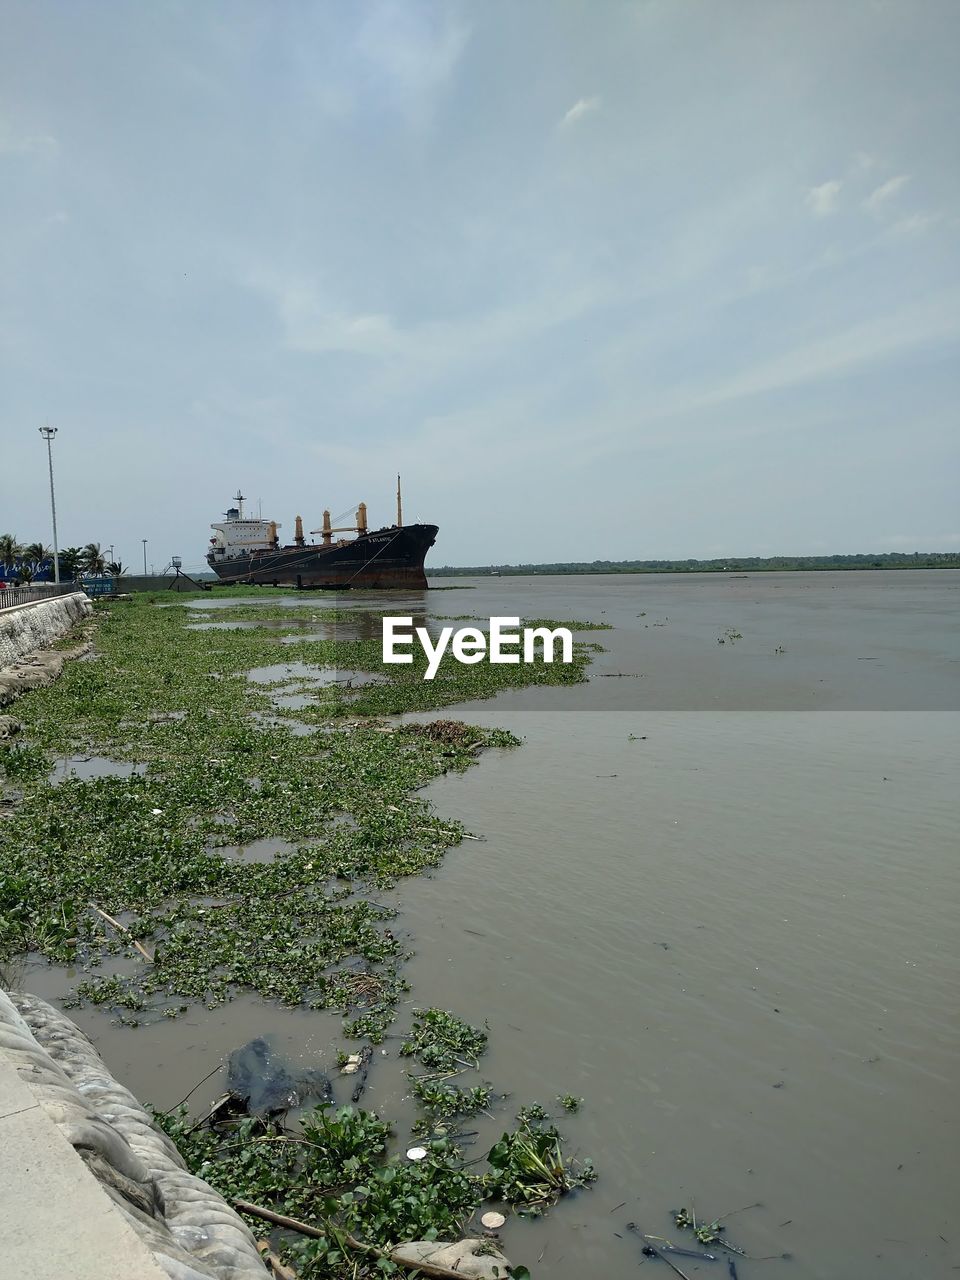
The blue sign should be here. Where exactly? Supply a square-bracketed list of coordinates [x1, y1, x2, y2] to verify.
[81, 577, 115, 597]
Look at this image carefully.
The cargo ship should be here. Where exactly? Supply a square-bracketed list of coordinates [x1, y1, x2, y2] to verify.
[206, 478, 437, 588]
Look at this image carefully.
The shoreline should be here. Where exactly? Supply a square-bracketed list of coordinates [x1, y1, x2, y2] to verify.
[0, 590, 604, 1278]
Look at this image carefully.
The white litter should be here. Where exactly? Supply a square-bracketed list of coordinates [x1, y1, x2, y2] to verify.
[481, 1212, 506, 1229]
[406, 1146, 428, 1161]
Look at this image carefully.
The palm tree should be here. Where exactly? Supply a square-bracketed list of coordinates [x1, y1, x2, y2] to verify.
[16, 561, 35, 584]
[81, 542, 106, 576]
[22, 542, 51, 573]
[58, 547, 83, 580]
[106, 560, 127, 578]
[0, 534, 21, 578]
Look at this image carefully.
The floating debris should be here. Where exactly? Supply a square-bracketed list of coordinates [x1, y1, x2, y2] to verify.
[481, 1211, 506, 1229]
[227, 1036, 332, 1116]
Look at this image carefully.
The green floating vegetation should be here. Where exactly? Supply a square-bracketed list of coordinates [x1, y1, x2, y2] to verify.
[400, 1007, 489, 1073]
[159, 1103, 482, 1276]
[0, 593, 601, 1035]
[0, 742, 50, 784]
[409, 1079, 494, 1135]
[155, 1005, 595, 1278]
[486, 1123, 596, 1213]
[519, 617, 613, 631]
[3, 594, 603, 1273]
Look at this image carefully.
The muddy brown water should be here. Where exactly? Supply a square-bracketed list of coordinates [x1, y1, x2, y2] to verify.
[15, 571, 960, 1279]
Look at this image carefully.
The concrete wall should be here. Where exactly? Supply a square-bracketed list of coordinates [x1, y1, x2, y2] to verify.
[0, 592, 92, 669]
[0, 991, 267, 1280]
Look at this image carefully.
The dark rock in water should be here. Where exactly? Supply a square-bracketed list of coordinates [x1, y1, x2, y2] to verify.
[227, 1036, 332, 1116]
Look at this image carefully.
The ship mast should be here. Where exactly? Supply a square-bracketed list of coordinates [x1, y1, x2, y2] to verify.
[234, 490, 245, 520]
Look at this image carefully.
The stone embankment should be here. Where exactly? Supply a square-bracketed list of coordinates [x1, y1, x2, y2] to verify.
[0, 592, 93, 707]
[0, 995, 514, 1280]
[0, 990, 268, 1280]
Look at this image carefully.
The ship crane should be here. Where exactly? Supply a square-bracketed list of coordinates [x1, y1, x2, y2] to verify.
[307, 477, 402, 544]
[311, 503, 368, 544]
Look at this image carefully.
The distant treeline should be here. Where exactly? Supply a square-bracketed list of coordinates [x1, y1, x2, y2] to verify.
[431, 552, 960, 576]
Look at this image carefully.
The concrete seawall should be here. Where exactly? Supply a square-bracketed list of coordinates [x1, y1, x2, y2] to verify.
[0, 991, 267, 1280]
[0, 592, 93, 707]
[0, 592, 93, 667]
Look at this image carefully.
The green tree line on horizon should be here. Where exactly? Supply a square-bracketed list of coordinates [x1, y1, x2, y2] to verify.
[430, 551, 960, 576]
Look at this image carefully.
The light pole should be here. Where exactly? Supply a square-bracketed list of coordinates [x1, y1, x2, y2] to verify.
[142, 539, 148, 575]
[39, 427, 60, 584]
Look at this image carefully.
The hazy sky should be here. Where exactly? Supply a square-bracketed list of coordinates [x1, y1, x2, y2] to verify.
[2, 1, 958, 569]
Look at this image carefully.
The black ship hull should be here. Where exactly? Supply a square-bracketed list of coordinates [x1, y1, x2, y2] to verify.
[207, 523, 438, 589]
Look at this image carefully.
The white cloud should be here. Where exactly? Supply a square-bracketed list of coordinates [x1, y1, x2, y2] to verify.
[805, 179, 841, 216]
[560, 96, 600, 127]
[893, 211, 942, 236]
[247, 266, 614, 382]
[694, 293, 960, 407]
[863, 174, 909, 212]
[0, 120, 58, 156]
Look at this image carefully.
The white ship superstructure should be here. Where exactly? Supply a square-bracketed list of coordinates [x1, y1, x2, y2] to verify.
[208, 492, 280, 566]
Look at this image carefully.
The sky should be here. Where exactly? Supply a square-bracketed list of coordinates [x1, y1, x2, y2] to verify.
[1, 0, 958, 570]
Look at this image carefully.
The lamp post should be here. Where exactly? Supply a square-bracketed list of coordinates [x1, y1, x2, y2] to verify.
[142, 539, 148, 575]
[39, 427, 60, 584]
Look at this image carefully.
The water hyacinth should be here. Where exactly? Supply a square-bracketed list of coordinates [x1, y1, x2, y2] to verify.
[0, 591, 601, 1028]
[2, 590, 604, 1277]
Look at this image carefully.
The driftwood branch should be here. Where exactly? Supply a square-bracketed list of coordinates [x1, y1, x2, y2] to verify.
[626, 1223, 694, 1280]
[256, 1240, 298, 1280]
[235, 1200, 324, 1240]
[235, 1199, 482, 1280]
[89, 902, 154, 962]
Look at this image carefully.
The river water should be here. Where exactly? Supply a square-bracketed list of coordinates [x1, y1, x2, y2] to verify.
[19, 571, 959, 1279]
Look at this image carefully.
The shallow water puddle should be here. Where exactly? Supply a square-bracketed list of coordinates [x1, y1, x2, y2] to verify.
[186, 620, 267, 631]
[279, 628, 340, 643]
[210, 835, 299, 864]
[49, 755, 147, 783]
[269, 689, 324, 711]
[249, 711, 317, 737]
[247, 662, 336, 684]
[247, 663, 386, 713]
[188, 618, 335, 633]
